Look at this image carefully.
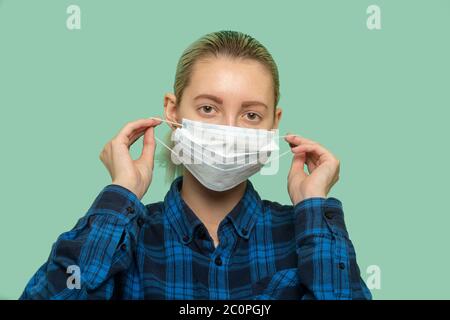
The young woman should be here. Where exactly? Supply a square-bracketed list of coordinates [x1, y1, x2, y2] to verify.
[20, 31, 371, 300]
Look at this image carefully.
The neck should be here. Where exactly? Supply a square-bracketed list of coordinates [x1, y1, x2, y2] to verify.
[180, 171, 247, 247]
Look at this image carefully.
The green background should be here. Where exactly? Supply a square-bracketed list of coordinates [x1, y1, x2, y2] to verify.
[1, 0, 449, 299]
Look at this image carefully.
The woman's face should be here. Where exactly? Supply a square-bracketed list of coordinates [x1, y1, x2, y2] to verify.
[164, 56, 282, 130]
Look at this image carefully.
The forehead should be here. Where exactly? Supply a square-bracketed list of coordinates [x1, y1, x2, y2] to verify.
[185, 56, 275, 106]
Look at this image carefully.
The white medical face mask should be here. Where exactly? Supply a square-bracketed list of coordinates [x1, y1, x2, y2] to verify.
[157, 118, 280, 192]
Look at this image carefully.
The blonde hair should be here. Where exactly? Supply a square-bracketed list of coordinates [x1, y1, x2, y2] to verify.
[156, 30, 280, 183]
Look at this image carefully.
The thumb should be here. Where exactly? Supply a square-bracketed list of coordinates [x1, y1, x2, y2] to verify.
[137, 126, 156, 170]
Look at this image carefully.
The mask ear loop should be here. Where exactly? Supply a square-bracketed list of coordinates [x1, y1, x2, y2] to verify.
[150, 117, 182, 129]
[148, 117, 183, 158]
[260, 135, 304, 165]
[150, 116, 194, 155]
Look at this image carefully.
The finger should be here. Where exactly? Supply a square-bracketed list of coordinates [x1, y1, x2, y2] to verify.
[289, 142, 320, 164]
[285, 135, 333, 174]
[284, 134, 318, 147]
[136, 126, 156, 169]
[285, 135, 321, 159]
[116, 118, 162, 142]
[127, 128, 148, 149]
[126, 120, 161, 148]
[305, 156, 318, 173]
[289, 143, 319, 172]
[284, 133, 298, 148]
[127, 127, 149, 147]
[289, 152, 307, 180]
[291, 143, 331, 161]
[285, 134, 321, 163]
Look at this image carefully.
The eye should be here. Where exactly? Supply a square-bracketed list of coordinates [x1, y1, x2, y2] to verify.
[198, 105, 216, 115]
[244, 112, 262, 122]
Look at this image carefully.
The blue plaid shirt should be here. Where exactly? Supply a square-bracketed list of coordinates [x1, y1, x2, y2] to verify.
[20, 176, 371, 300]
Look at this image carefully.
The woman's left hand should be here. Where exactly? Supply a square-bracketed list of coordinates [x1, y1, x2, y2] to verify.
[284, 134, 340, 205]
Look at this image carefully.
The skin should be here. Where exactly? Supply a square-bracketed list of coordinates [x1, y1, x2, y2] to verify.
[100, 55, 340, 248]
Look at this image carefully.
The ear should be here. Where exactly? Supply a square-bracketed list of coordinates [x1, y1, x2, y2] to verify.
[163, 93, 178, 130]
[272, 106, 282, 130]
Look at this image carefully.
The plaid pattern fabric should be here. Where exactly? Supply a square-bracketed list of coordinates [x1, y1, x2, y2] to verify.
[20, 176, 371, 300]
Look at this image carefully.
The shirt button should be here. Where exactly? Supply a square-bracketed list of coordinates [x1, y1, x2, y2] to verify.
[325, 212, 334, 220]
[182, 235, 190, 243]
[137, 217, 144, 227]
[241, 228, 248, 236]
[120, 243, 127, 251]
[126, 206, 135, 214]
[338, 262, 346, 270]
[214, 256, 222, 266]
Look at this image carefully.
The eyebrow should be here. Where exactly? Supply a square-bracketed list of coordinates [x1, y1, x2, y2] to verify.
[194, 94, 268, 109]
[194, 94, 223, 104]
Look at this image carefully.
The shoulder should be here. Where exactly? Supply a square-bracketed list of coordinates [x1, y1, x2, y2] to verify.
[261, 199, 293, 213]
[143, 201, 165, 223]
[260, 199, 295, 224]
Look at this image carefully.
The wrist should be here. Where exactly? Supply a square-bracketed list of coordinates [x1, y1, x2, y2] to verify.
[112, 180, 142, 199]
[292, 192, 327, 206]
[303, 193, 326, 200]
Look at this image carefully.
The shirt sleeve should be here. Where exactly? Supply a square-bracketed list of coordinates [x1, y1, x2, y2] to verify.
[293, 197, 372, 300]
[19, 184, 146, 300]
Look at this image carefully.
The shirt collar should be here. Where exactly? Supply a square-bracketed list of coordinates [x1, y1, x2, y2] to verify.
[163, 176, 262, 244]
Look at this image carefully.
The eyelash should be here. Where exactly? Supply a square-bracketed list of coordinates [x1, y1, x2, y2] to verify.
[198, 105, 262, 121]
[243, 112, 262, 121]
[198, 105, 216, 115]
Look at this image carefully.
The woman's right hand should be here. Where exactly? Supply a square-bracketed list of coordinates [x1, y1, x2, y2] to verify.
[99, 117, 162, 200]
